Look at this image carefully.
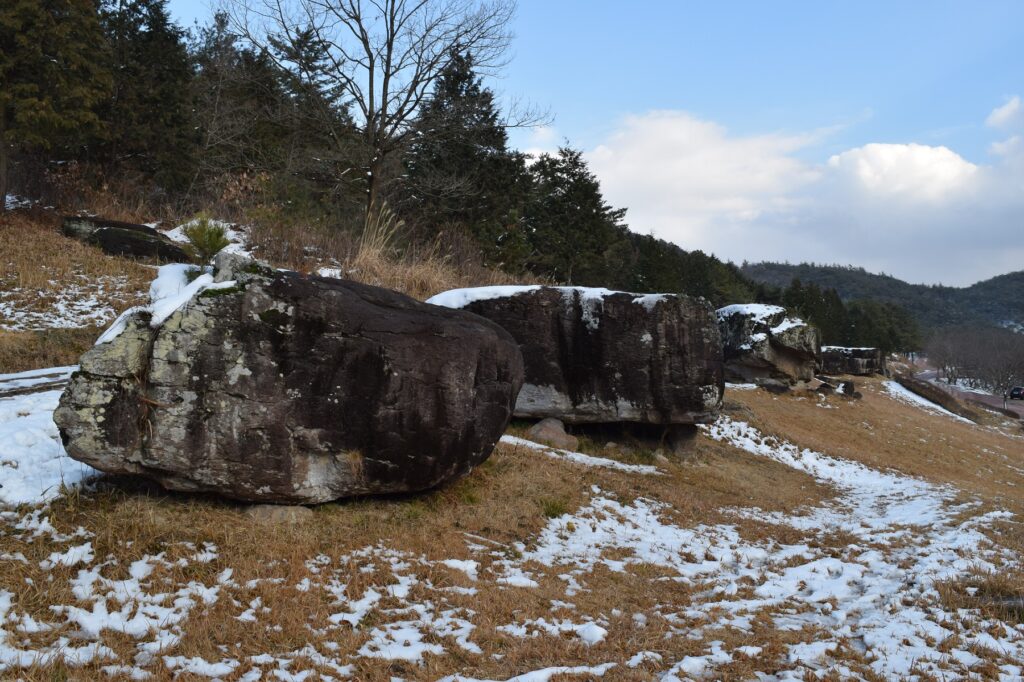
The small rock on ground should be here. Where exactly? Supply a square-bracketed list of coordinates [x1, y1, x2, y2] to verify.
[527, 418, 579, 451]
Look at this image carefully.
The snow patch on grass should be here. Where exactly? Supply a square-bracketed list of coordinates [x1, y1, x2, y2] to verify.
[882, 380, 974, 424]
[0, 273, 143, 331]
[500, 435, 661, 474]
[0, 380, 96, 507]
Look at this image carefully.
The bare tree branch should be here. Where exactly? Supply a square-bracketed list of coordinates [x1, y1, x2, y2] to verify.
[222, 0, 516, 213]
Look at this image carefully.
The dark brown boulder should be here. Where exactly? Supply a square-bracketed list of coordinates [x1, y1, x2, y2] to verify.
[62, 216, 190, 262]
[427, 286, 723, 424]
[716, 304, 820, 388]
[54, 255, 523, 503]
[821, 346, 886, 376]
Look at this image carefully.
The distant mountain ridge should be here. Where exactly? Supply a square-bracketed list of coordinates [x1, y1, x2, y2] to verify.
[740, 262, 1024, 330]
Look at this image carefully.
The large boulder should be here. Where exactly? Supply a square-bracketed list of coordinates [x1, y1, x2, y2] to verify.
[716, 304, 820, 388]
[63, 216, 190, 262]
[54, 255, 524, 504]
[426, 286, 723, 424]
[821, 346, 886, 376]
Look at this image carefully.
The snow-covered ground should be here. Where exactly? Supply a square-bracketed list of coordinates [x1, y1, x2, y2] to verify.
[0, 370, 1021, 679]
[0, 368, 95, 506]
[0, 273, 146, 331]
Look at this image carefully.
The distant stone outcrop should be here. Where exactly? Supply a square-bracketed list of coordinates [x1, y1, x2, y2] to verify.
[427, 286, 724, 424]
[716, 304, 820, 388]
[54, 254, 523, 504]
[62, 216, 190, 262]
[821, 346, 886, 376]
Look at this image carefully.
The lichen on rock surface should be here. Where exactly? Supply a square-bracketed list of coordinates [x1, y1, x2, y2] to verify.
[54, 254, 524, 504]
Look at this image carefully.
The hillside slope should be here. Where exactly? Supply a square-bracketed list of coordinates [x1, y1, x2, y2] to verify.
[741, 262, 1024, 330]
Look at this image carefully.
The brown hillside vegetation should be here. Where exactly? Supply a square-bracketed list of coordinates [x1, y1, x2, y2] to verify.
[3, 207, 1024, 679]
[2, 384, 1023, 679]
[732, 381, 1024, 512]
[0, 209, 524, 372]
[0, 212, 153, 372]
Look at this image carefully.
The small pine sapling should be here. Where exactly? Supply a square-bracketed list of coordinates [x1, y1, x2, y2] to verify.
[184, 214, 230, 263]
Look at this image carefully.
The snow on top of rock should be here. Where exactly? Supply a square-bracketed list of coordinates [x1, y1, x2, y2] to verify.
[716, 303, 786, 321]
[95, 264, 238, 345]
[427, 286, 674, 330]
[822, 346, 878, 352]
[427, 286, 675, 309]
[316, 266, 344, 279]
[717, 303, 809, 336]
[769, 316, 807, 335]
[426, 285, 542, 309]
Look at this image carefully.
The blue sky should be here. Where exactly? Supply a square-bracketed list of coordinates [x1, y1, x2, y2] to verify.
[168, 0, 1024, 285]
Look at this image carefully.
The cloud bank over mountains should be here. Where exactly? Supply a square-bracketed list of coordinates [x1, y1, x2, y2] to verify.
[579, 99, 1024, 286]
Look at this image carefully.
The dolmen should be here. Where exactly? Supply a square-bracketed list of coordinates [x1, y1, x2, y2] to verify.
[63, 216, 190, 262]
[716, 304, 820, 389]
[54, 254, 523, 504]
[426, 286, 724, 425]
[821, 346, 886, 376]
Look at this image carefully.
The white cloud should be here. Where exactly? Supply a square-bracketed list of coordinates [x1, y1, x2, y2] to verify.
[826, 143, 978, 202]
[587, 112, 820, 253]
[521, 125, 560, 159]
[986, 96, 1022, 129]
[586, 109, 1024, 287]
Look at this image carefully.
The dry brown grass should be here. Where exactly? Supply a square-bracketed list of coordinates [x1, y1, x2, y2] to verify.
[937, 516, 1024, 625]
[246, 205, 532, 301]
[1, 432, 829, 681]
[729, 378, 1024, 514]
[0, 211, 154, 372]
[6, 373, 1024, 678]
[0, 327, 103, 373]
[0, 211, 153, 291]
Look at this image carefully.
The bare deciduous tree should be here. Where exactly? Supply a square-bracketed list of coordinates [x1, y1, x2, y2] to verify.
[225, 0, 516, 213]
[927, 326, 1024, 394]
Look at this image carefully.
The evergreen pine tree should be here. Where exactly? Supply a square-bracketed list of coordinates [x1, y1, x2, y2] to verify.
[403, 50, 531, 263]
[97, 0, 194, 189]
[0, 0, 111, 206]
[523, 146, 628, 284]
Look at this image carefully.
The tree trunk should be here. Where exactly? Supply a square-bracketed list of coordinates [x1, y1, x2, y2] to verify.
[366, 155, 383, 217]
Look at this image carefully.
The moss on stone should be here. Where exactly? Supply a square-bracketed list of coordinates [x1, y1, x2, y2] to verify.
[199, 284, 245, 298]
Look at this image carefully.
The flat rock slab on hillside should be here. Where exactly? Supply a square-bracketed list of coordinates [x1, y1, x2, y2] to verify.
[62, 216, 191, 262]
[428, 285, 724, 424]
[54, 254, 524, 504]
[821, 346, 886, 376]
